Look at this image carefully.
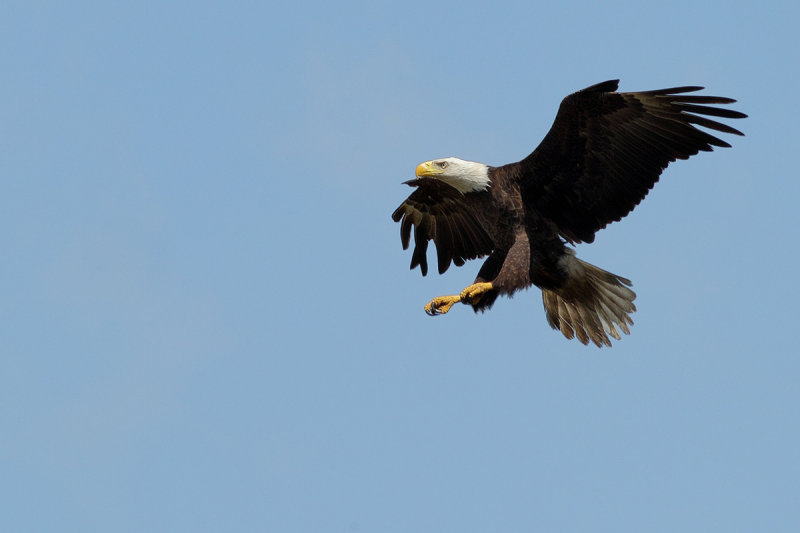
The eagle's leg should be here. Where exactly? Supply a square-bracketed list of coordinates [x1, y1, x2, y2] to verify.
[459, 282, 493, 304]
[424, 282, 494, 316]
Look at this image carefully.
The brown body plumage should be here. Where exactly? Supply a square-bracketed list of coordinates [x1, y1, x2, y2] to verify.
[392, 80, 746, 346]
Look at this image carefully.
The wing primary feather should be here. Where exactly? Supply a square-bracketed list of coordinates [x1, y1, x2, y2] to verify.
[636, 86, 704, 95]
[400, 214, 412, 249]
[436, 213, 455, 274]
[410, 226, 429, 276]
[453, 216, 472, 250]
[681, 113, 745, 137]
[390, 206, 403, 222]
[445, 214, 466, 265]
[677, 103, 748, 120]
[668, 95, 739, 104]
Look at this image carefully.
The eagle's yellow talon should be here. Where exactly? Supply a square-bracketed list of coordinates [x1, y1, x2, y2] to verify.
[424, 283, 494, 316]
[424, 295, 461, 316]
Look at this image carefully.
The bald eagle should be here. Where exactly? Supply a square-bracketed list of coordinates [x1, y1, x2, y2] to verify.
[391, 79, 746, 347]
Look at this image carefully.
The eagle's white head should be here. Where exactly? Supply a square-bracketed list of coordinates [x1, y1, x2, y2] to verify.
[414, 157, 491, 193]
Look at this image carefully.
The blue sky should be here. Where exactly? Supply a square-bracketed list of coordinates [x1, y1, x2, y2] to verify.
[2, 1, 798, 531]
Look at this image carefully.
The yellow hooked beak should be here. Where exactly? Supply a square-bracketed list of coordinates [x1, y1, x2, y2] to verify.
[415, 161, 443, 177]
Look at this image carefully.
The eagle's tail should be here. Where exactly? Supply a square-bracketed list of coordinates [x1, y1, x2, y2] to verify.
[542, 254, 637, 347]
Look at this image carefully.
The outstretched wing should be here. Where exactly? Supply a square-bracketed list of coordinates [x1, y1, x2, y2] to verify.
[391, 179, 494, 276]
[519, 79, 746, 243]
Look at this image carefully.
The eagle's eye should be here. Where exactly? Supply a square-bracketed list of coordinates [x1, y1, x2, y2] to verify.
[437, 161, 448, 169]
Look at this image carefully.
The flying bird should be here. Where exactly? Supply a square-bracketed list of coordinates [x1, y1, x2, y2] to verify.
[391, 79, 746, 347]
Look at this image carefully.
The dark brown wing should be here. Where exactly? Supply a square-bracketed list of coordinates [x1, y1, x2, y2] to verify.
[519, 79, 747, 243]
[391, 179, 494, 276]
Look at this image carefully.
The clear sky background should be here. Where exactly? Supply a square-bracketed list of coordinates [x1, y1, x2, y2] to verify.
[2, 1, 798, 531]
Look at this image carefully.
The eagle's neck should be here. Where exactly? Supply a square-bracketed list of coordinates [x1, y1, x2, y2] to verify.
[438, 158, 491, 193]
